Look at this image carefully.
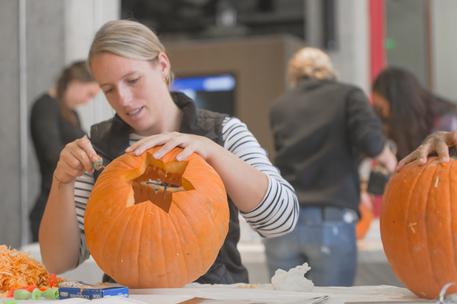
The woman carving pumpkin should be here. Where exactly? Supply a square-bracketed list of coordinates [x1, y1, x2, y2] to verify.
[39, 20, 299, 286]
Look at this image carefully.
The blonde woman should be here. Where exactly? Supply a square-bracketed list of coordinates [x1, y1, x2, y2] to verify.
[39, 20, 299, 284]
[264, 47, 396, 286]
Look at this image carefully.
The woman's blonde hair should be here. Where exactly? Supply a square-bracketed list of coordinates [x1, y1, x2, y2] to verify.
[287, 47, 337, 87]
[88, 19, 172, 85]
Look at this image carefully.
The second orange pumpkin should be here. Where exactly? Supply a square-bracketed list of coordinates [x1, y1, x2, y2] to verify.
[381, 158, 457, 299]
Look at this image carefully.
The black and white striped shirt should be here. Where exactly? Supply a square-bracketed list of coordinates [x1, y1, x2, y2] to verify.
[75, 117, 299, 263]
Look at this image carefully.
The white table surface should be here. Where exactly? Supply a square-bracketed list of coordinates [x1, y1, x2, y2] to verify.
[130, 284, 418, 303]
[1, 284, 420, 304]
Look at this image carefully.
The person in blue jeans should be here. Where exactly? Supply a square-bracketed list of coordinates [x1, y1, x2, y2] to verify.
[265, 207, 358, 286]
[264, 47, 397, 286]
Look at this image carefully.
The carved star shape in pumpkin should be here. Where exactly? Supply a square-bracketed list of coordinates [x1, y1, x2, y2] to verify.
[130, 152, 195, 212]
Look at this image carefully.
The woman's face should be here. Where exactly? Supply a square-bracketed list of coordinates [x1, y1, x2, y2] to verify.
[64, 81, 100, 108]
[90, 52, 171, 135]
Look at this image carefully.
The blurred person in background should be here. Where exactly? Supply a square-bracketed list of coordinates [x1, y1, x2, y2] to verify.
[372, 67, 457, 161]
[264, 47, 397, 286]
[29, 61, 99, 242]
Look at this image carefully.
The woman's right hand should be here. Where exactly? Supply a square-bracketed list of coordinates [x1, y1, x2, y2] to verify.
[53, 136, 100, 184]
[397, 131, 457, 170]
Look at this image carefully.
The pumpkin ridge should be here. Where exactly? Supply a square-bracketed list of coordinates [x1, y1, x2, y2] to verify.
[182, 188, 224, 235]
[167, 206, 192, 284]
[181, 191, 222, 259]
[138, 205, 156, 287]
[162, 214, 183, 286]
[450, 161, 457, 283]
[186, 162, 226, 203]
[124, 205, 146, 285]
[102, 204, 135, 278]
[381, 162, 426, 294]
[424, 164, 443, 292]
[92, 205, 132, 274]
[155, 209, 170, 287]
[134, 206, 146, 287]
[207, 201, 227, 244]
[403, 163, 430, 290]
[409, 163, 439, 296]
[447, 161, 457, 282]
[109, 208, 131, 284]
[147, 202, 185, 287]
[172, 198, 206, 273]
[85, 181, 133, 236]
[109, 206, 141, 282]
[429, 161, 457, 291]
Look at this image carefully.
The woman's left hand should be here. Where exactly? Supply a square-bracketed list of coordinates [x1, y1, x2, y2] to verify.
[125, 132, 215, 161]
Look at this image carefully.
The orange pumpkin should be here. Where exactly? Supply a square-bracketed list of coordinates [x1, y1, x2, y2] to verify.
[380, 158, 457, 299]
[356, 192, 373, 240]
[84, 147, 229, 288]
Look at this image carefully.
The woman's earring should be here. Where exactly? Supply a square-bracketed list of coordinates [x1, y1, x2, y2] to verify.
[163, 74, 169, 85]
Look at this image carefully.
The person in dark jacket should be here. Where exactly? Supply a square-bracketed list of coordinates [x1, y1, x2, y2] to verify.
[29, 61, 99, 242]
[264, 47, 397, 286]
[38, 19, 299, 284]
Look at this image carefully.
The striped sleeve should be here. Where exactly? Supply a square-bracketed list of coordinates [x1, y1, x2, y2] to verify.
[74, 172, 94, 265]
[74, 136, 143, 266]
[221, 117, 299, 238]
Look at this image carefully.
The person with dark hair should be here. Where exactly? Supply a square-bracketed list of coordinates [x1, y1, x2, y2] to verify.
[372, 67, 457, 160]
[29, 60, 99, 242]
[263, 47, 397, 286]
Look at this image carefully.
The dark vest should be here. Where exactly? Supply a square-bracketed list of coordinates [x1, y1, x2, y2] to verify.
[90, 92, 249, 284]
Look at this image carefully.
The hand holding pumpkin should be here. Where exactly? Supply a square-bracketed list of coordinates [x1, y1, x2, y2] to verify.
[125, 132, 269, 213]
[397, 131, 457, 170]
[126, 132, 215, 161]
[54, 136, 101, 184]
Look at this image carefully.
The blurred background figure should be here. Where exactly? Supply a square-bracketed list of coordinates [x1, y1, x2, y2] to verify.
[372, 67, 457, 160]
[29, 60, 99, 242]
[263, 47, 397, 286]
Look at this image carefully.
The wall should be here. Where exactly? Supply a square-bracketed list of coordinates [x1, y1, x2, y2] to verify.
[166, 35, 304, 156]
[385, 0, 429, 86]
[67, 0, 118, 132]
[431, 0, 457, 101]
[0, 0, 22, 247]
[0, 0, 119, 247]
[25, 0, 67, 246]
[331, 0, 369, 92]
[0, 0, 68, 247]
[305, 0, 370, 93]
